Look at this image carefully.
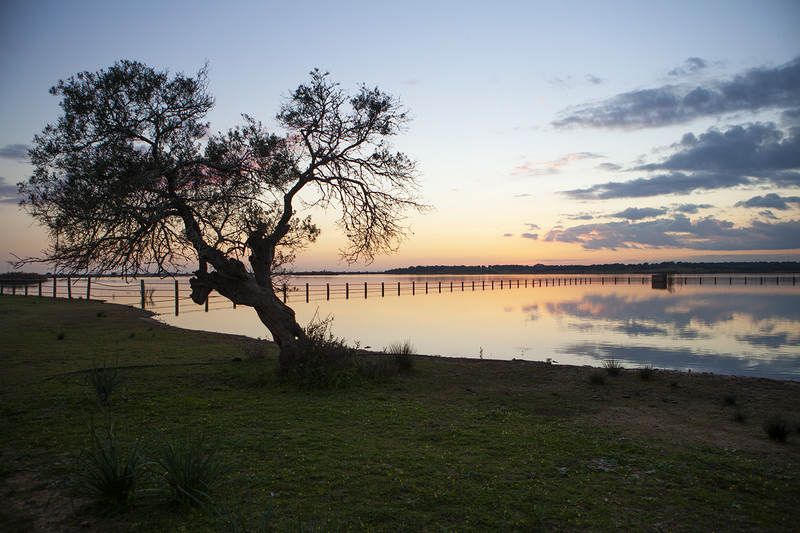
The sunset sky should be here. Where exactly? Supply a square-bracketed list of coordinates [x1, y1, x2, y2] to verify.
[1, 0, 799, 272]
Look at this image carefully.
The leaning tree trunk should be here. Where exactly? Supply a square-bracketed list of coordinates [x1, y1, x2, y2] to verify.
[189, 270, 307, 374]
[253, 293, 308, 374]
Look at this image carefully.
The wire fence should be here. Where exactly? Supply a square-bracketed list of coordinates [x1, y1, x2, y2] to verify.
[1, 273, 798, 316]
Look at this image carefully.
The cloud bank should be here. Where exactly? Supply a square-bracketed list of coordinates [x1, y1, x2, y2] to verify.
[564, 122, 800, 199]
[552, 57, 800, 129]
[544, 214, 800, 250]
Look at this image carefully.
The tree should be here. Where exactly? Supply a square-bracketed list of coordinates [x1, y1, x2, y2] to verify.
[20, 61, 423, 372]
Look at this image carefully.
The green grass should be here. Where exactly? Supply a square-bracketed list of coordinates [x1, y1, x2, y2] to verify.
[1, 296, 799, 531]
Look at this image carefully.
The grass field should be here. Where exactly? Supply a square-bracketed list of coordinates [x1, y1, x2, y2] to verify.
[1, 296, 799, 531]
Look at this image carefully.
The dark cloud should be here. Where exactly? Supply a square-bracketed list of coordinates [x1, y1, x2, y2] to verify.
[544, 214, 800, 250]
[673, 203, 713, 214]
[525, 223, 540, 230]
[637, 123, 800, 174]
[513, 193, 532, 198]
[553, 57, 800, 129]
[565, 123, 800, 199]
[521, 232, 538, 240]
[783, 108, 800, 126]
[565, 171, 750, 199]
[0, 176, 20, 204]
[502, 233, 514, 237]
[585, 74, 604, 85]
[667, 57, 709, 77]
[0, 144, 29, 162]
[596, 162, 622, 172]
[609, 207, 667, 220]
[735, 193, 800, 210]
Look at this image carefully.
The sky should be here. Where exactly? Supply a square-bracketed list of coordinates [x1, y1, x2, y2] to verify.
[1, 0, 799, 272]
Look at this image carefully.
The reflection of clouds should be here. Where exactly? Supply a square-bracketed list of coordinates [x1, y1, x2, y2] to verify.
[562, 343, 800, 380]
[736, 332, 800, 349]
[613, 321, 668, 336]
[545, 291, 800, 333]
[521, 303, 539, 321]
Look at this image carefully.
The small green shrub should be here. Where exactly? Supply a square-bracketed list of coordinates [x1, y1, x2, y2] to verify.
[589, 371, 605, 385]
[284, 317, 358, 389]
[385, 340, 416, 373]
[638, 364, 655, 380]
[723, 393, 737, 406]
[77, 423, 141, 508]
[763, 415, 789, 442]
[87, 363, 122, 405]
[156, 432, 223, 506]
[602, 359, 623, 376]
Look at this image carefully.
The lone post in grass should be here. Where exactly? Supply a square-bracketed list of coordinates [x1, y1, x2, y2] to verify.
[140, 279, 145, 309]
[86, 276, 91, 300]
[67, 276, 72, 299]
[174, 279, 179, 316]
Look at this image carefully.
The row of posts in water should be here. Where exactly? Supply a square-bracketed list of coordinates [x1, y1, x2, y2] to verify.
[1, 275, 798, 313]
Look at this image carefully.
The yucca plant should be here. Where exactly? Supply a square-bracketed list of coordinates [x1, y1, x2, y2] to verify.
[87, 362, 123, 405]
[156, 432, 223, 506]
[77, 422, 141, 508]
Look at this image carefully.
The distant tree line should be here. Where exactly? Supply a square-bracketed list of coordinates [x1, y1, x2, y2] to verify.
[384, 262, 800, 275]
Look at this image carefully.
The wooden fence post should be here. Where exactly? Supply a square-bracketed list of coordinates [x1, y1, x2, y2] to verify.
[412, 281, 415, 295]
[67, 276, 72, 299]
[327, 283, 330, 300]
[381, 282, 384, 297]
[283, 283, 288, 302]
[140, 279, 145, 309]
[364, 282, 368, 298]
[306, 283, 309, 303]
[86, 276, 91, 300]
[38, 280, 42, 297]
[397, 281, 400, 296]
[174, 280, 179, 316]
[53, 276, 57, 298]
[346, 282, 349, 299]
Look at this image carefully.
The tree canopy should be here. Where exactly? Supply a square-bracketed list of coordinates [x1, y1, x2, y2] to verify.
[21, 61, 424, 368]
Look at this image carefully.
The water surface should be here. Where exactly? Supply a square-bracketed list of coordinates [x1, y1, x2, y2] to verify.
[149, 274, 800, 381]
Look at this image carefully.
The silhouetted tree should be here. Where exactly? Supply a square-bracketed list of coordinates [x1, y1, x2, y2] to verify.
[20, 61, 422, 371]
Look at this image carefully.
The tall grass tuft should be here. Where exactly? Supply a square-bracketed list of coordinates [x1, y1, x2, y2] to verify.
[602, 359, 623, 376]
[87, 363, 123, 405]
[156, 432, 223, 506]
[385, 340, 416, 373]
[77, 423, 141, 508]
[638, 364, 655, 381]
[763, 415, 789, 442]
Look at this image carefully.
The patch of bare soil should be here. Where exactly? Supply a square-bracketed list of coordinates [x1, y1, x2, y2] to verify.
[0, 470, 95, 532]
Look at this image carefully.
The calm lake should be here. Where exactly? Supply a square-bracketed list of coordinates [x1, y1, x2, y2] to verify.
[38, 273, 800, 380]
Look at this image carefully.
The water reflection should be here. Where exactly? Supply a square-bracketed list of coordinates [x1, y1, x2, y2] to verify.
[156, 275, 800, 381]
